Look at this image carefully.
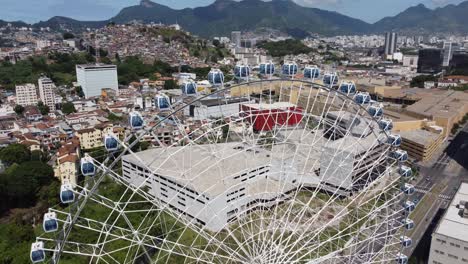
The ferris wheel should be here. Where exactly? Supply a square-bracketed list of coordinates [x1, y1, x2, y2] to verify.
[32, 71, 415, 264]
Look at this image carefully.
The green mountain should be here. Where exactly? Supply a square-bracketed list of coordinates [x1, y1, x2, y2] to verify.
[109, 0, 371, 37]
[4, 0, 468, 37]
[372, 2, 468, 34]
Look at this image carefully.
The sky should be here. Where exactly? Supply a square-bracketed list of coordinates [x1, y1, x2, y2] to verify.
[0, 0, 466, 24]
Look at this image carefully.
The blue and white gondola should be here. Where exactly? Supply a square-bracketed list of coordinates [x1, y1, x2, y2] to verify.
[104, 134, 119, 152]
[396, 253, 408, 264]
[282, 62, 298, 77]
[378, 119, 394, 131]
[60, 183, 74, 204]
[259, 62, 275, 75]
[323, 73, 339, 87]
[156, 95, 171, 111]
[387, 134, 402, 147]
[30, 242, 46, 263]
[391, 149, 408, 162]
[354, 92, 371, 105]
[129, 111, 144, 130]
[234, 64, 250, 79]
[208, 69, 224, 86]
[403, 201, 416, 213]
[339, 81, 356, 95]
[304, 65, 320, 79]
[80, 155, 95, 177]
[400, 236, 413, 248]
[181, 81, 197, 96]
[368, 105, 383, 118]
[401, 183, 415, 195]
[403, 219, 415, 230]
[399, 165, 413, 178]
[43, 212, 58, 233]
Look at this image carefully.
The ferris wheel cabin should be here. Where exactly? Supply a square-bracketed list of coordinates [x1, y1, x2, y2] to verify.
[156, 95, 171, 111]
[304, 65, 320, 79]
[80, 156, 96, 177]
[43, 212, 59, 233]
[339, 81, 356, 96]
[60, 183, 75, 204]
[282, 62, 298, 77]
[30, 242, 46, 263]
[208, 69, 224, 85]
[104, 134, 119, 152]
[234, 64, 250, 79]
[181, 81, 198, 96]
[129, 111, 144, 130]
[259, 62, 275, 75]
[323, 73, 339, 87]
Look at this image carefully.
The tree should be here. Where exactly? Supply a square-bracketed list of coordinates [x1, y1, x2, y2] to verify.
[14, 105, 24, 115]
[62, 32, 75, 39]
[62, 102, 76, 115]
[0, 144, 31, 166]
[75, 86, 85, 97]
[163, 79, 177, 90]
[212, 39, 220, 47]
[37, 101, 50, 115]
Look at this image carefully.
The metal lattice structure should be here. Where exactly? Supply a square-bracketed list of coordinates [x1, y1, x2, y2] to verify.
[32, 74, 415, 264]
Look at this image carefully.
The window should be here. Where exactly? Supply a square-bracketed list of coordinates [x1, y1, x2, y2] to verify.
[448, 254, 458, 259]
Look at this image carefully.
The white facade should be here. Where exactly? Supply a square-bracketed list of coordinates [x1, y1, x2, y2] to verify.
[184, 98, 255, 120]
[122, 143, 294, 232]
[15, 83, 38, 106]
[403, 55, 419, 69]
[76, 64, 118, 99]
[429, 183, 468, 264]
[38, 77, 56, 111]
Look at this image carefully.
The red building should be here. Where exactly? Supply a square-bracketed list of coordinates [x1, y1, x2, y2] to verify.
[240, 102, 303, 131]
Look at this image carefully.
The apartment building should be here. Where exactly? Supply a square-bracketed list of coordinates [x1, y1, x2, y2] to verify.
[76, 64, 118, 98]
[15, 83, 38, 106]
[75, 128, 103, 150]
[38, 77, 56, 111]
[429, 183, 468, 264]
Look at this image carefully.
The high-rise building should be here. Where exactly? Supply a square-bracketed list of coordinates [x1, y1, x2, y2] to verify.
[384, 32, 398, 56]
[231, 31, 241, 47]
[76, 64, 118, 99]
[417, 49, 443, 74]
[448, 51, 468, 75]
[38, 77, 56, 111]
[442, 42, 453, 67]
[15, 83, 38, 107]
[428, 183, 468, 264]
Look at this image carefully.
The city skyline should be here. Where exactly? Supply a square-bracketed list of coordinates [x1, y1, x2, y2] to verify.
[0, 0, 466, 24]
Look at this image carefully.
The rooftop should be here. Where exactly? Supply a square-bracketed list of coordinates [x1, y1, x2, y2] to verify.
[405, 90, 468, 119]
[399, 129, 442, 147]
[434, 183, 468, 243]
[123, 142, 274, 196]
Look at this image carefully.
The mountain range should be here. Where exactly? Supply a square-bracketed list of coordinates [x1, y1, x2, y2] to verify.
[3, 0, 468, 37]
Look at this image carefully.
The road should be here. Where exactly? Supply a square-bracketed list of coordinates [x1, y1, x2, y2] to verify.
[404, 123, 468, 258]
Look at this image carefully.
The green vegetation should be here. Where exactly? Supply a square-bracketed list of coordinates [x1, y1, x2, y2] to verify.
[13, 105, 24, 116]
[451, 84, 468, 92]
[451, 113, 468, 135]
[257, 39, 314, 57]
[410, 75, 438, 88]
[37, 101, 50, 115]
[163, 79, 177, 90]
[63, 32, 75, 40]
[0, 144, 57, 263]
[0, 52, 94, 90]
[62, 102, 77, 115]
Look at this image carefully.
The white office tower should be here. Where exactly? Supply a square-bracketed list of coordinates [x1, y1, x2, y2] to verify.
[231, 31, 241, 47]
[442, 41, 453, 67]
[429, 183, 468, 264]
[76, 64, 118, 99]
[15, 83, 38, 106]
[384, 32, 398, 56]
[38, 77, 56, 111]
